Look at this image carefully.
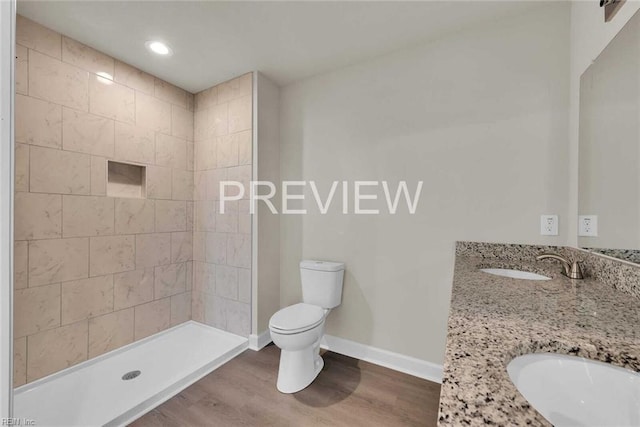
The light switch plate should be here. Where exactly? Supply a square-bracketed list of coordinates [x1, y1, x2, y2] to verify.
[578, 215, 598, 237]
[540, 215, 558, 236]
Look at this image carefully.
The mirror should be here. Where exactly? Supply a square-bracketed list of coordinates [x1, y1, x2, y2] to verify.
[579, 10, 640, 263]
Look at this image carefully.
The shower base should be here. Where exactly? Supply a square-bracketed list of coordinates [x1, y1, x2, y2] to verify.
[13, 321, 248, 426]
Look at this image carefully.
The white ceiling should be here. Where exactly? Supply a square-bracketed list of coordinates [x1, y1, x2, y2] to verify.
[17, 1, 544, 93]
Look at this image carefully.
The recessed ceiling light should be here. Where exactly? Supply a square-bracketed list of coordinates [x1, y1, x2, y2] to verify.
[145, 40, 173, 56]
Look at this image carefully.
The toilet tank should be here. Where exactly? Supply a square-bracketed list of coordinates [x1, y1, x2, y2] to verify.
[300, 260, 345, 309]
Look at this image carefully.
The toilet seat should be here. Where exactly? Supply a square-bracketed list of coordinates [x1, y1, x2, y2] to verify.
[269, 303, 325, 335]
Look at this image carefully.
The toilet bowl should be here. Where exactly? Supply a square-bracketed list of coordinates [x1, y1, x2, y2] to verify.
[269, 260, 345, 393]
[269, 303, 328, 393]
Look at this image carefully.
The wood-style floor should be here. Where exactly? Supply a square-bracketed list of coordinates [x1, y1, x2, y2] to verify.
[130, 344, 441, 427]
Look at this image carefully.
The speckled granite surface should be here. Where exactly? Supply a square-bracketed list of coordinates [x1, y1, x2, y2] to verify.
[439, 242, 640, 426]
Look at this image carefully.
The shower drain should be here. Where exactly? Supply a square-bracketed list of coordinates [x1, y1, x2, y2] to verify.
[122, 370, 141, 381]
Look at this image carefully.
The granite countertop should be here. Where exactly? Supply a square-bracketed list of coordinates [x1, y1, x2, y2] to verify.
[438, 254, 640, 426]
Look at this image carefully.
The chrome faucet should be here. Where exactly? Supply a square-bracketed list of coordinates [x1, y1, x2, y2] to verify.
[536, 253, 584, 279]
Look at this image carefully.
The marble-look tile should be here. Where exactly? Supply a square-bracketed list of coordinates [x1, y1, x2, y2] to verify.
[89, 235, 135, 276]
[238, 212, 251, 235]
[146, 165, 172, 200]
[135, 233, 171, 268]
[113, 60, 154, 94]
[216, 134, 238, 168]
[172, 105, 194, 141]
[156, 200, 187, 232]
[206, 168, 228, 201]
[88, 308, 134, 358]
[186, 93, 194, 113]
[134, 298, 170, 340]
[135, 91, 171, 134]
[205, 233, 227, 265]
[114, 198, 155, 234]
[62, 107, 115, 157]
[29, 238, 89, 286]
[227, 165, 251, 199]
[193, 261, 215, 295]
[30, 146, 90, 195]
[91, 156, 107, 196]
[29, 50, 88, 111]
[155, 133, 187, 169]
[14, 192, 62, 240]
[203, 293, 224, 329]
[113, 268, 154, 310]
[27, 320, 88, 382]
[15, 143, 29, 192]
[15, 44, 28, 96]
[237, 130, 252, 165]
[192, 232, 206, 262]
[191, 291, 204, 323]
[15, 94, 62, 148]
[238, 268, 251, 304]
[215, 265, 238, 300]
[195, 86, 217, 110]
[208, 103, 228, 137]
[114, 122, 155, 164]
[170, 292, 192, 326]
[226, 233, 251, 269]
[14, 283, 60, 338]
[14, 241, 28, 290]
[155, 79, 187, 108]
[216, 212, 238, 233]
[62, 195, 114, 238]
[217, 73, 252, 104]
[61, 275, 114, 324]
[172, 169, 193, 201]
[13, 337, 27, 387]
[195, 201, 216, 232]
[171, 231, 193, 263]
[194, 109, 208, 142]
[62, 36, 114, 76]
[186, 143, 194, 171]
[154, 262, 187, 299]
[194, 139, 217, 171]
[16, 15, 61, 59]
[194, 172, 206, 201]
[228, 95, 252, 134]
[186, 261, 193, 290]
[186, 201, 194, 231]
[225, 299, 250, 337]
[89, 75, 135, 123]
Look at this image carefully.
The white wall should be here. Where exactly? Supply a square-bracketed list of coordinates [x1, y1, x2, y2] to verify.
[279, 4, 570, 363]
[253, 72, 281, 334]
[569, 1, 640, 247]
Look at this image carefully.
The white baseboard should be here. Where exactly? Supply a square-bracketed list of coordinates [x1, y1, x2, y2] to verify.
[320, 334, 443, 384]
[249, 329, 272, 351]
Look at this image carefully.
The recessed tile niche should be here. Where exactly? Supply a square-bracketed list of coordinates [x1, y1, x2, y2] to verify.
[107, 161, 146, 198]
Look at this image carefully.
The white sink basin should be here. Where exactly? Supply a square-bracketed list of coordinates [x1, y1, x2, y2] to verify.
[507, 353, 640, 426]
[480, 268, 550, 281]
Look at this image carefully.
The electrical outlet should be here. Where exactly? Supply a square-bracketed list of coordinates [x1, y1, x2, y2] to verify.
[579, 215, 598, 237]
[540, 215, 558, 236]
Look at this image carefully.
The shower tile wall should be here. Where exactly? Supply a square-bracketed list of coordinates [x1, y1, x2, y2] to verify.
[13, 16, 195, 386]
[192, 74, 252, 337]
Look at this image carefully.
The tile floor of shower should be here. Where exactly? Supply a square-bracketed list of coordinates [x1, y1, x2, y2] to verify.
[13, 322, 247, 427]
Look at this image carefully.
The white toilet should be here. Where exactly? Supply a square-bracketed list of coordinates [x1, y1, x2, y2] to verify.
[269, 260, 345, 393]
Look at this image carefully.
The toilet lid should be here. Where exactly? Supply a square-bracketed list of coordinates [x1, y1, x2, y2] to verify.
[269, 303, 325, 333]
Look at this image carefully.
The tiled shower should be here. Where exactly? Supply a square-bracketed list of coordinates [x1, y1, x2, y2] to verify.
[13, 15, 253, 387]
